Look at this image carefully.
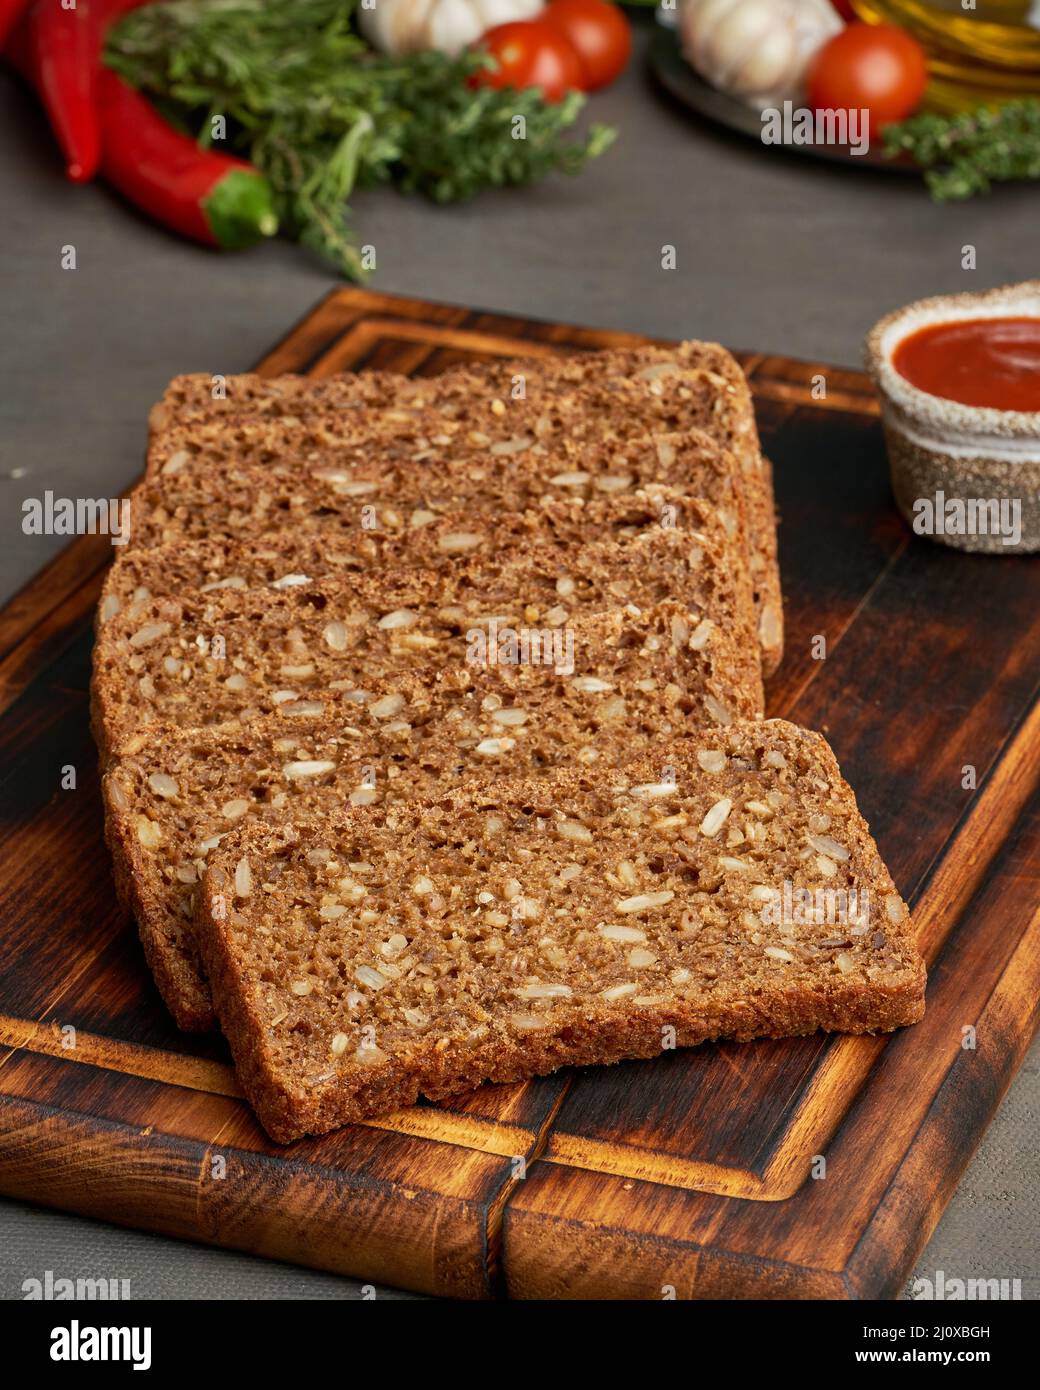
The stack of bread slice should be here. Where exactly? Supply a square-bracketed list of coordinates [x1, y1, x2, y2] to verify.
[94, 344, 925, 1142]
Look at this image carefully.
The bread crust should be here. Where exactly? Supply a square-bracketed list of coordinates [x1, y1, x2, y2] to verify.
[102, 772, 215, 1030]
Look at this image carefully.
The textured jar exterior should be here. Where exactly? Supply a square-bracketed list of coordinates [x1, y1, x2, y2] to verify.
[866, 282, 1040, 555]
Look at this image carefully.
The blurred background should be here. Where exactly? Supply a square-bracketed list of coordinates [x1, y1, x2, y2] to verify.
[3, 1, 1040, 604]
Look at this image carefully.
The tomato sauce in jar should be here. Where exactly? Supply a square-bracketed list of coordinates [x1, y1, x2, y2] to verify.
[892, 316, 1040, 413]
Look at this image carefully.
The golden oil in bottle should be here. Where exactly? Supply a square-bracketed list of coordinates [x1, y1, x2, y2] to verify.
[852, 0, 1040, 111]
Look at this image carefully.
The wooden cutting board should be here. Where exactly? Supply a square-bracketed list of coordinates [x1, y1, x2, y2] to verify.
[1, 287, 1037, 1300]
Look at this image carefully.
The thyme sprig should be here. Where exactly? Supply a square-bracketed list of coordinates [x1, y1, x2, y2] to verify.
[884, 99, 1040, 200]
[105, 0, 615, 276]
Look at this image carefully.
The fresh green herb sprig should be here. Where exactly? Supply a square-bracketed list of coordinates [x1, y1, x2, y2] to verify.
[884, 99, 1040, 200]
[105, 0, 615, 276]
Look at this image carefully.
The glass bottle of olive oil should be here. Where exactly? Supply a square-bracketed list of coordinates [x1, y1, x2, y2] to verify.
[853, 0, 1040, 111]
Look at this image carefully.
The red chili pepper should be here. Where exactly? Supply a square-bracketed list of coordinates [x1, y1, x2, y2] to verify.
[0, 1, 31, 51]
[5, 0, 152, 183]
[6, 0, 102, 182]
[6, 0, 277, 250]
[97, 67, 278, 250]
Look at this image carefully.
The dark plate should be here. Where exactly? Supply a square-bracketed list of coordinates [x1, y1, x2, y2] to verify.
[649, 24, 919, 173]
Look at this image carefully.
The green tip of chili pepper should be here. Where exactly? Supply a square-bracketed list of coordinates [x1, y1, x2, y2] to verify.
[202, 168, 279, 250]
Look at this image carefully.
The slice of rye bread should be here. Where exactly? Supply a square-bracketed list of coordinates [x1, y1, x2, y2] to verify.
[93, 514, 763, 756]
[104, 604, 767, 1030]
[127, 445, 744, 552]
[146, 346, 783, 671]
[99, 492, 726, 634]
[130, 426, 762, 644]
[101, 484, 749, 636]
[193, 719, 925, 1141]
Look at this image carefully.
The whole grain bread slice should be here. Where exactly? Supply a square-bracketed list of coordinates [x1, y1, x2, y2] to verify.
[99, 489, 745, 639]
[133, 424, 754, 595]
[194, 719, 925, 1141]
[93, 508, 763, 755]
[146, 346, 783, 671]
[126, 439, 753, 622]
[101, 494, 720, 638]
[126, 430, 762, 659]
[104, 603, 765, 1029]
[127, 449, 743, 553]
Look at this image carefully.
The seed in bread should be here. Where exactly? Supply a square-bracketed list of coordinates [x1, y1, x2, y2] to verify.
[100, 486, 743, 628]
[103, 603, 764, 1029]
[193, 720, 925, 1141]
[93, 518, 763, 755]
[146, 346, 783, 671]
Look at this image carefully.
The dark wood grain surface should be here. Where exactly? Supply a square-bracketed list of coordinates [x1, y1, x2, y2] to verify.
[1, 287, 1037, 1299]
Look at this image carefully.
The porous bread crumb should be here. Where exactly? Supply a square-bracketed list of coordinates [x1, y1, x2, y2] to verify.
[144, 343, 782, 670]
[102, 601, 762, 1029]
[93, 524, 763, 755]
[194, 720, 925, 1143]
[106, 346, 794, 1055]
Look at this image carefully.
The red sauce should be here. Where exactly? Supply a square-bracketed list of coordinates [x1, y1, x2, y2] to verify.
[892, 316, 1040, 413]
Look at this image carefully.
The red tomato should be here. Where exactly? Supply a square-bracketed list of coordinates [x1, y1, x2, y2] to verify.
[807, 23, 928, 135]
[473, 20, 584, 102]
[829, 0, 857, 19]
[542, 0, 632, 92]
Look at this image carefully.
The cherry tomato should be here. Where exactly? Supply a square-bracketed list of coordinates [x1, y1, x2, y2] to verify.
[473, 20, 584, 102]
[542, 0, 632, 92]
[829, 0, 857, 19]
[807, 23, 928, 136]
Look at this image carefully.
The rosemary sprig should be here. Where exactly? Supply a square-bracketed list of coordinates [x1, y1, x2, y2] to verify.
[883, 99, 1040, 200]
[104, 0, 615, 276]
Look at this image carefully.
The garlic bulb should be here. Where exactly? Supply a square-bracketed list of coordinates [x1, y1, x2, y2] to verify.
[360, 0, 546, 58]
[679, 0, 843, 111]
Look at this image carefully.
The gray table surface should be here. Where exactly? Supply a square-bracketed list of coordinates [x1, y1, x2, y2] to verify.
[1, 18, 1037, 1300]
